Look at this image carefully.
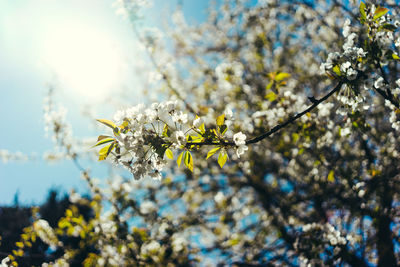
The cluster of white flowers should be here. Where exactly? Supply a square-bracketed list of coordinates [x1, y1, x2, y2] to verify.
[319, 52, 339, 74]
[0, 149, 29, 163]
[0, 257, 10, 267]
[215, 61, 244, 92]
[43, 93, 76, 161]
[100, 100, 251, 179]
[141, 240, 161, 256]
[112, 0, 152, 20]
[233, 132, 248, 158]
[353, 181, 366, 198]
[300, 222, 347, 247]
[171, 233, 188, 252]
[317, 102, 334, 117]
[339, 61, 358, 81]
[111, 101, 187, 180]
[393, 79, 400, 98]
[320, 18, 366, 82]
[385, 100, 400, 131]
[33, 219, 60, 249]
[337, 92, 369, 115]
[324, 223, 347, 246]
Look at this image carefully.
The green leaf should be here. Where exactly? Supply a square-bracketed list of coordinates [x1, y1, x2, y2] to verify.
[96, 119, 120, 135]
[327, 170, 335, 182]
[381, 23, 397, 31]
[206, 147, 220, 159]
[332, 65, 341, 76]
[292, 133, 299, 143]
[359, 2, 366, 23]
[97, 135, 112, 141]
[275, 72, 291, 81]
[392, 53, 400, 60]
[177, 152, 184, 167]
[217, 151, 228, 168]
[92, 137, 115, 148]
[219, 124, 228, 135]
[165, 148, 173, 160]
[187, 135, 202, 143]
[184, 151, 193, 172]
[199, 123, 206, 134]
[119, 120, 129, 130]
[373, 7, 389, 20]
[265, 91, 277, 102]
[266, 81, 274, 90]
[66, 209, 73, 217]
[216, 114, 225, 126]
[98, 142, 115, 161]
[162, 124, 172, 137]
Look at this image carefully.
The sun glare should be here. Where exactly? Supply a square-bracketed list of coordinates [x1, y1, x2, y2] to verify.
[42, 22, 125, 102]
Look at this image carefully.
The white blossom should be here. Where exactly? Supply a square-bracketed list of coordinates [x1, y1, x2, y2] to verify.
[233, 132, 246, 146]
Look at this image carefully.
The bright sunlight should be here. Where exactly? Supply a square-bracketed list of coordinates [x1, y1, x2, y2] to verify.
[42, 21, 125, 101]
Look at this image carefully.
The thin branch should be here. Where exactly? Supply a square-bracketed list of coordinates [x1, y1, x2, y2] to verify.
[246, 82, 343, 144]
[374, 61, 400, 109]
[186, 82, 343, 147]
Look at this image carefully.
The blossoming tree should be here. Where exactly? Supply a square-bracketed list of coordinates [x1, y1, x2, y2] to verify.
[3, 0, 400, 266]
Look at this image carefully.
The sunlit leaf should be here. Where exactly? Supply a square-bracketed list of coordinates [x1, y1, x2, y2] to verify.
[268, 71, 276, 80]
[327, 170, 335, 182]
[92, 137, 114, 148]
[187, 135, 202, 142]
[98, 142, 115, 161]
[165, 148, 173, 159]
[177, 151, 184, 167]
[184, 151, 193, 172]
[119, 120, 129, 130]
[216, 114, 225, 126]
[332, 65, 341, 76]
[266, 81, 274, 90]
[97, 135, 111, 142]
[206, 147, 220, 159]
[162, 124, 172, 137]
[220, 124, 228, 135]
[275, 72, 290, 81]
[96, 119, 119, 135]
[199, 123, 206, 134]
[66, 209, 73, 217]
[359, 2, 366, 23]
[218, 151, 228, 168]
[373, 7, 389, 20]
[292, 133, 299, 143]
[265, 91, 277, 101]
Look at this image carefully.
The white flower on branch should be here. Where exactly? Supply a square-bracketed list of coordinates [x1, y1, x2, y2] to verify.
[173, 130, 186, 147]
[236, 145, 248, 158]
[193, 116, 203, 128]
[233, 132, 246, 146]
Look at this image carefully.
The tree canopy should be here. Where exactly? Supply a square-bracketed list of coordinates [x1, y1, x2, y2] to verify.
[2, 0, 400, 266]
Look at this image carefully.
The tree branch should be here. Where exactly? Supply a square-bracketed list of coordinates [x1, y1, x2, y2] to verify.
[374, 62, 400, 109]
[186, 82, 343, 147]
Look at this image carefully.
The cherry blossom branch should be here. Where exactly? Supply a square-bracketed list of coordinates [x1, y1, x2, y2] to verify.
[186, 81, 344, 147]
[375, 62, 400, 109]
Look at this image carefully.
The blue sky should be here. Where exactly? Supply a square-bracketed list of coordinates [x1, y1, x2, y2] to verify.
[0, 0, 209, 204]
